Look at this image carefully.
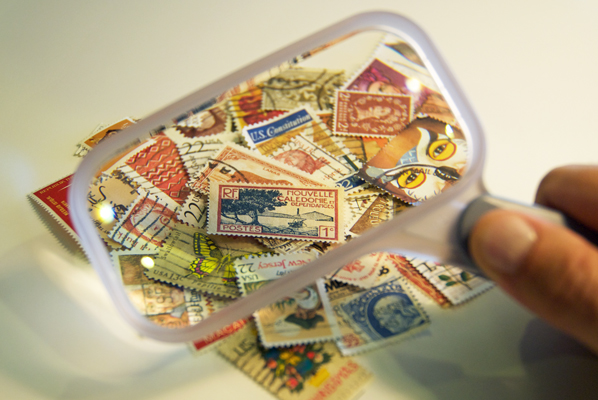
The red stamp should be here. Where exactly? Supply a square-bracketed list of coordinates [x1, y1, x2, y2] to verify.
[334, 90, 412, 137]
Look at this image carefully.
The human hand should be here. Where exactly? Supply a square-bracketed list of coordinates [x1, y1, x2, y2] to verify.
[468, 165, 598, 354]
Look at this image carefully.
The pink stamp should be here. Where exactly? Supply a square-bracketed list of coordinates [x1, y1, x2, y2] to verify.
[334, 90, 412, 137]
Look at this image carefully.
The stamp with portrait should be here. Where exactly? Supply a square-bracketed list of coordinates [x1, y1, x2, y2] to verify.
[188, 144, 326, 194]
[260, 68, 345, 112]
[208, 182, 345, 242]
[334, 90, 412, 137]
[217, 322, 372, 400]
[234, 253, 341, 347]
[359, 117, 467, 204]
[343, 58, 436, 111]
[329, 278, 430, 356]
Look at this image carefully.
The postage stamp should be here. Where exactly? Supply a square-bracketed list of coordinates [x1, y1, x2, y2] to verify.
[87, 171, 140, 248]
[345, 194, 392, 237]
[359, 117, 467, 204]
[329, 278, 430, 356]
[174, 101, 228, 138]
[176, 191, 208, 229]
[146, 223, 269, 298]
[406, 257, 494, 305]
[333, 90, 412, 137]
[260, 68, 345, 112]
[189, 318, 248, 355]
[335, 135, 390, 163]
[188, 143, 326, 194]
[108, 190, 179, 251]
[385, 253, 450, 307]
[271, 134, 364, 191]
[235, 253, 340, 347]
[227, 87, 286, 131]
[28, 174, 82, 253]
[257, 238, 314, 255]
[243, 107, 332, 157]
[123, 133, 191, 205]
[112, 250, 203, 329]
[74, 117, 136, 157]
[208, 182, 345, 242]
[343, 58, 436, 111]
[217, 322, 372, 400]
[417, 93, 459, 127]
[328, 252, 391, 289]
[372, 34, 440, 92]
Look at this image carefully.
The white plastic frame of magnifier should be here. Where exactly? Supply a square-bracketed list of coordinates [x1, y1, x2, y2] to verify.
[69, 11, 486, 343]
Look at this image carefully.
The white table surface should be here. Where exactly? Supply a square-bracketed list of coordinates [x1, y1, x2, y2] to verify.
[2, 1, 598, 399]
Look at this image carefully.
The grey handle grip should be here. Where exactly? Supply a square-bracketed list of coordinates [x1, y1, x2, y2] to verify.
[458, 195, 598, 274]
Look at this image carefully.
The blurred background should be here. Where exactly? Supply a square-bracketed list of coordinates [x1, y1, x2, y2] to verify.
[1, 1, 597, 399]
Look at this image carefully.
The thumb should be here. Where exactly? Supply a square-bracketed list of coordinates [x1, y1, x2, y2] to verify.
[469, 209, 598, 354]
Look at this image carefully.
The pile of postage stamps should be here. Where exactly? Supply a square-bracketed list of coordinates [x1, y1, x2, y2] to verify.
[29, 33, 494, 400]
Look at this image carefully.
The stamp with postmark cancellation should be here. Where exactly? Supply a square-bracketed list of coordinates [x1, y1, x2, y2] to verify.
[145, 223, 269, 298]
[260, 68, 345, 112]
[235, 253, 341, 347]
[359, 117, 467, 205]
[345, 194, 392, 237]
[257, 238, 314, 255]
[74, 117, 137, 157]
[120, 133, 191, 205]
[327, 277, 430, 356]
[271, 135, 365, 193]
[87, 171, 140, 248]
[334, 136, 390, 163]
[108, 190, 179, 251]
[113, 250, 201, 329]
[243, 107, 340, 157]
[174, 101, 229, 138]
[188, 144, 326, 194]
[217, 322, 372, 400]
[406, 257, 493, 306]
[208, 182, 345, 242]
[228, 87, 286, 131]
[343, 58, 437, 112]
[164, 127, 229, 179]
[328, 252, 390, 289]
[334, 90, 412, 137]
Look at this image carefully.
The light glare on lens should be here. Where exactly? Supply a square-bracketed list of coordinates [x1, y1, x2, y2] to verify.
[445, 124, 454, 139]
[140, 256, 155, 269]
[406, 78, 421, 93]
[98, 204, 115, 223]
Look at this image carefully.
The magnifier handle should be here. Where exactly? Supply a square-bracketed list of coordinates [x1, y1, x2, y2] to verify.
[458, 195, 598, 267]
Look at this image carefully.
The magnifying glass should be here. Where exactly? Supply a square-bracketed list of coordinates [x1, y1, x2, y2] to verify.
[68, 11, 597, 345]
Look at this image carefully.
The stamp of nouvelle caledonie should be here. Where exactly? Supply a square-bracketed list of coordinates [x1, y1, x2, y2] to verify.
[208, 182, 345, 242]
[235, 252, 341, 348]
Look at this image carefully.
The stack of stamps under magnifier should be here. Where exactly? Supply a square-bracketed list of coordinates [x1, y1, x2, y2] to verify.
[28, 32, 495, 400]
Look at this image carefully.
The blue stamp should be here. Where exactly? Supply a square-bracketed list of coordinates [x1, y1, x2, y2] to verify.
[339, 279, 428, 341]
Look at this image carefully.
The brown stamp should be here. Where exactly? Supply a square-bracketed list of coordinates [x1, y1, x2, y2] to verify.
[334, 90, 412, 137]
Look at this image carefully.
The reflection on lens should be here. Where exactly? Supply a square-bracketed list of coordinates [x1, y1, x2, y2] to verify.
[140, 256, 155, 269]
